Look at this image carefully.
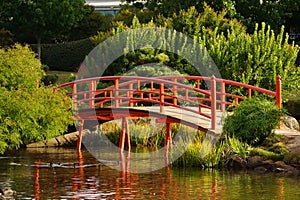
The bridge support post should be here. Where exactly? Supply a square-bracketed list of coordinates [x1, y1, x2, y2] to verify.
[164, 122, 172, 165]
[77, 120, 84, 151]
[211, 76, 217, 130]
[165, 123, 172, 149]
[119, 117, 130, 152]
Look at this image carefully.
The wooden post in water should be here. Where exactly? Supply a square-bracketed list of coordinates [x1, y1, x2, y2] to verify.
[125, 119, 131, 152]
[77, 120, 84, 151]
[164, 122, 172, 166]
[165, 123, 172, 148]
[119, 117, 128, 152]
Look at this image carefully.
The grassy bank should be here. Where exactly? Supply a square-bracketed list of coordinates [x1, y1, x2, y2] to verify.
[95, 119, 290, 169]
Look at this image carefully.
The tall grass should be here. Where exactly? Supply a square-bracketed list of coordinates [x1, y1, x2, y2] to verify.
[98, 119, 255, 169]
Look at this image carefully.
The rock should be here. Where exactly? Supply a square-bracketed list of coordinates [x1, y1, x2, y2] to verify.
[273, 161, 296, 172]
[261, 160, 275, 171]
[228, 155, 247, 169]
[274, 167, 288, 173]
[282, 116, 300, 131]
[254, 166, 268, 173]
[0, 188, 16, 197]
[246, 156, 264, 169]
[26, 131, 84, 148]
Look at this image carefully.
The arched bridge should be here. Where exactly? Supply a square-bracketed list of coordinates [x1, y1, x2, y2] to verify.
[56, 75, 282, 151]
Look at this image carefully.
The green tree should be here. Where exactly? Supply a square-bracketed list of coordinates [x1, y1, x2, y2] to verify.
[0, 44, 73, 154]
[235, 0, 300, 33]
[0, 44, 44, 90]
[1, 0, 86, 59]
[122, 0, 236, 17]
[66, 5, 113, 41]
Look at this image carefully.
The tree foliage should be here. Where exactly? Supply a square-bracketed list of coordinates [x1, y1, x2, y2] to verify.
[0, 45, 73, 154]
[66, 6, 113, 41]
[235, 0, 300, 33]
[198, 22, 300, 96]
[122, 0, 236, 17]
[1, 0, 86, 58]
[123, 0, 300, 34]
[92, 6, 300, 98]
[0, 45, 44, 90]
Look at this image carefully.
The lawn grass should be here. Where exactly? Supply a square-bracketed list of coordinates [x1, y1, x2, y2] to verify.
[46, 70, 76, 85]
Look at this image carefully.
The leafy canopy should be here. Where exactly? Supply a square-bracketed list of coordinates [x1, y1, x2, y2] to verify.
[0, 45, 73, 154]
[1, 0, 86, 58]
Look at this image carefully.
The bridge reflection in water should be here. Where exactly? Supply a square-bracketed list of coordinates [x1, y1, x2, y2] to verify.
[31, 150, 288, 200]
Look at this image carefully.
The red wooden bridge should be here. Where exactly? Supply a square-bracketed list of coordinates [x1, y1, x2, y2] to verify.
[56, 75, 282, 151]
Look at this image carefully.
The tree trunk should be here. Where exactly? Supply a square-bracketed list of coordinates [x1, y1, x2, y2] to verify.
[36, 36, 41, 60]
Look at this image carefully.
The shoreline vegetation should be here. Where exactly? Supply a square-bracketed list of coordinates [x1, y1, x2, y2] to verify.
[26, 116, 300, 175]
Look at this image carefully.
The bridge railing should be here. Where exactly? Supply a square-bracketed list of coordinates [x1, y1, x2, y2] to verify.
[55, 75, 281, 130]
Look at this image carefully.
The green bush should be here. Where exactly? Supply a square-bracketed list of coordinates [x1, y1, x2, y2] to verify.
[0, 45, 73, 154]
[0, 44, 44, 90]
[223, 98, 281, 146]
[30, 38, 95, 71]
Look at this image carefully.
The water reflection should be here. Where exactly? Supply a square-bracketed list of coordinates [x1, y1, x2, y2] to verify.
[0, 148, 300, 199]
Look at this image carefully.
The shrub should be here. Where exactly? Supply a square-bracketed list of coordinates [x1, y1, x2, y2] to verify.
[223, 98, 281, 146]
[0, 44, 44, 90]
[0, 45, 73, 154]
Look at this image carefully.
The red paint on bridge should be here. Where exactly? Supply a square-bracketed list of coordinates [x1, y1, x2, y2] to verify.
[56, 75, 282, 151]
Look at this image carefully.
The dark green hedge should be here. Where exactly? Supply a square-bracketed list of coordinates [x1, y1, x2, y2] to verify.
[31, 38, 95, 71]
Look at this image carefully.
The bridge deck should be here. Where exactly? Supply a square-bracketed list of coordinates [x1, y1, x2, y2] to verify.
[120, 106, 225, 135]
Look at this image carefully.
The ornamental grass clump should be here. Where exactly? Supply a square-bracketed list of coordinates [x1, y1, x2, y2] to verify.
[223, 98, 281, 146]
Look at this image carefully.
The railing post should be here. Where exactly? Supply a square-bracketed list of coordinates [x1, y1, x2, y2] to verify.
[115, 79, 119, 108]
[173, 78, 177, 106]
[129, 83, 133, 107]
[89, 81, 95, 108]
[160, 83, 164, 113]
[73, 83, 77, 110]
[211, 75, 217, 130]
[220, 82, 225, 112]
[149, 81, 153, 101]
[276, 75, 282, 109]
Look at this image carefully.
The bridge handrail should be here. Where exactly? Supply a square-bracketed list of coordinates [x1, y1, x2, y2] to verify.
[55, 75, 282, 130]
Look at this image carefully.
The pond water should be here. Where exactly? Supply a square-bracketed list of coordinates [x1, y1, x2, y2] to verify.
[1, 148, 300, 200]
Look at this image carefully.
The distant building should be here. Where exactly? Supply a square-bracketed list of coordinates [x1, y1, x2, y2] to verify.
[85, 0, 122, 16]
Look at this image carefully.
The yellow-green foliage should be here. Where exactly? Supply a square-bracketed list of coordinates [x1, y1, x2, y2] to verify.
[0, 45, 73, 154]
[0, 44, 44, 90]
